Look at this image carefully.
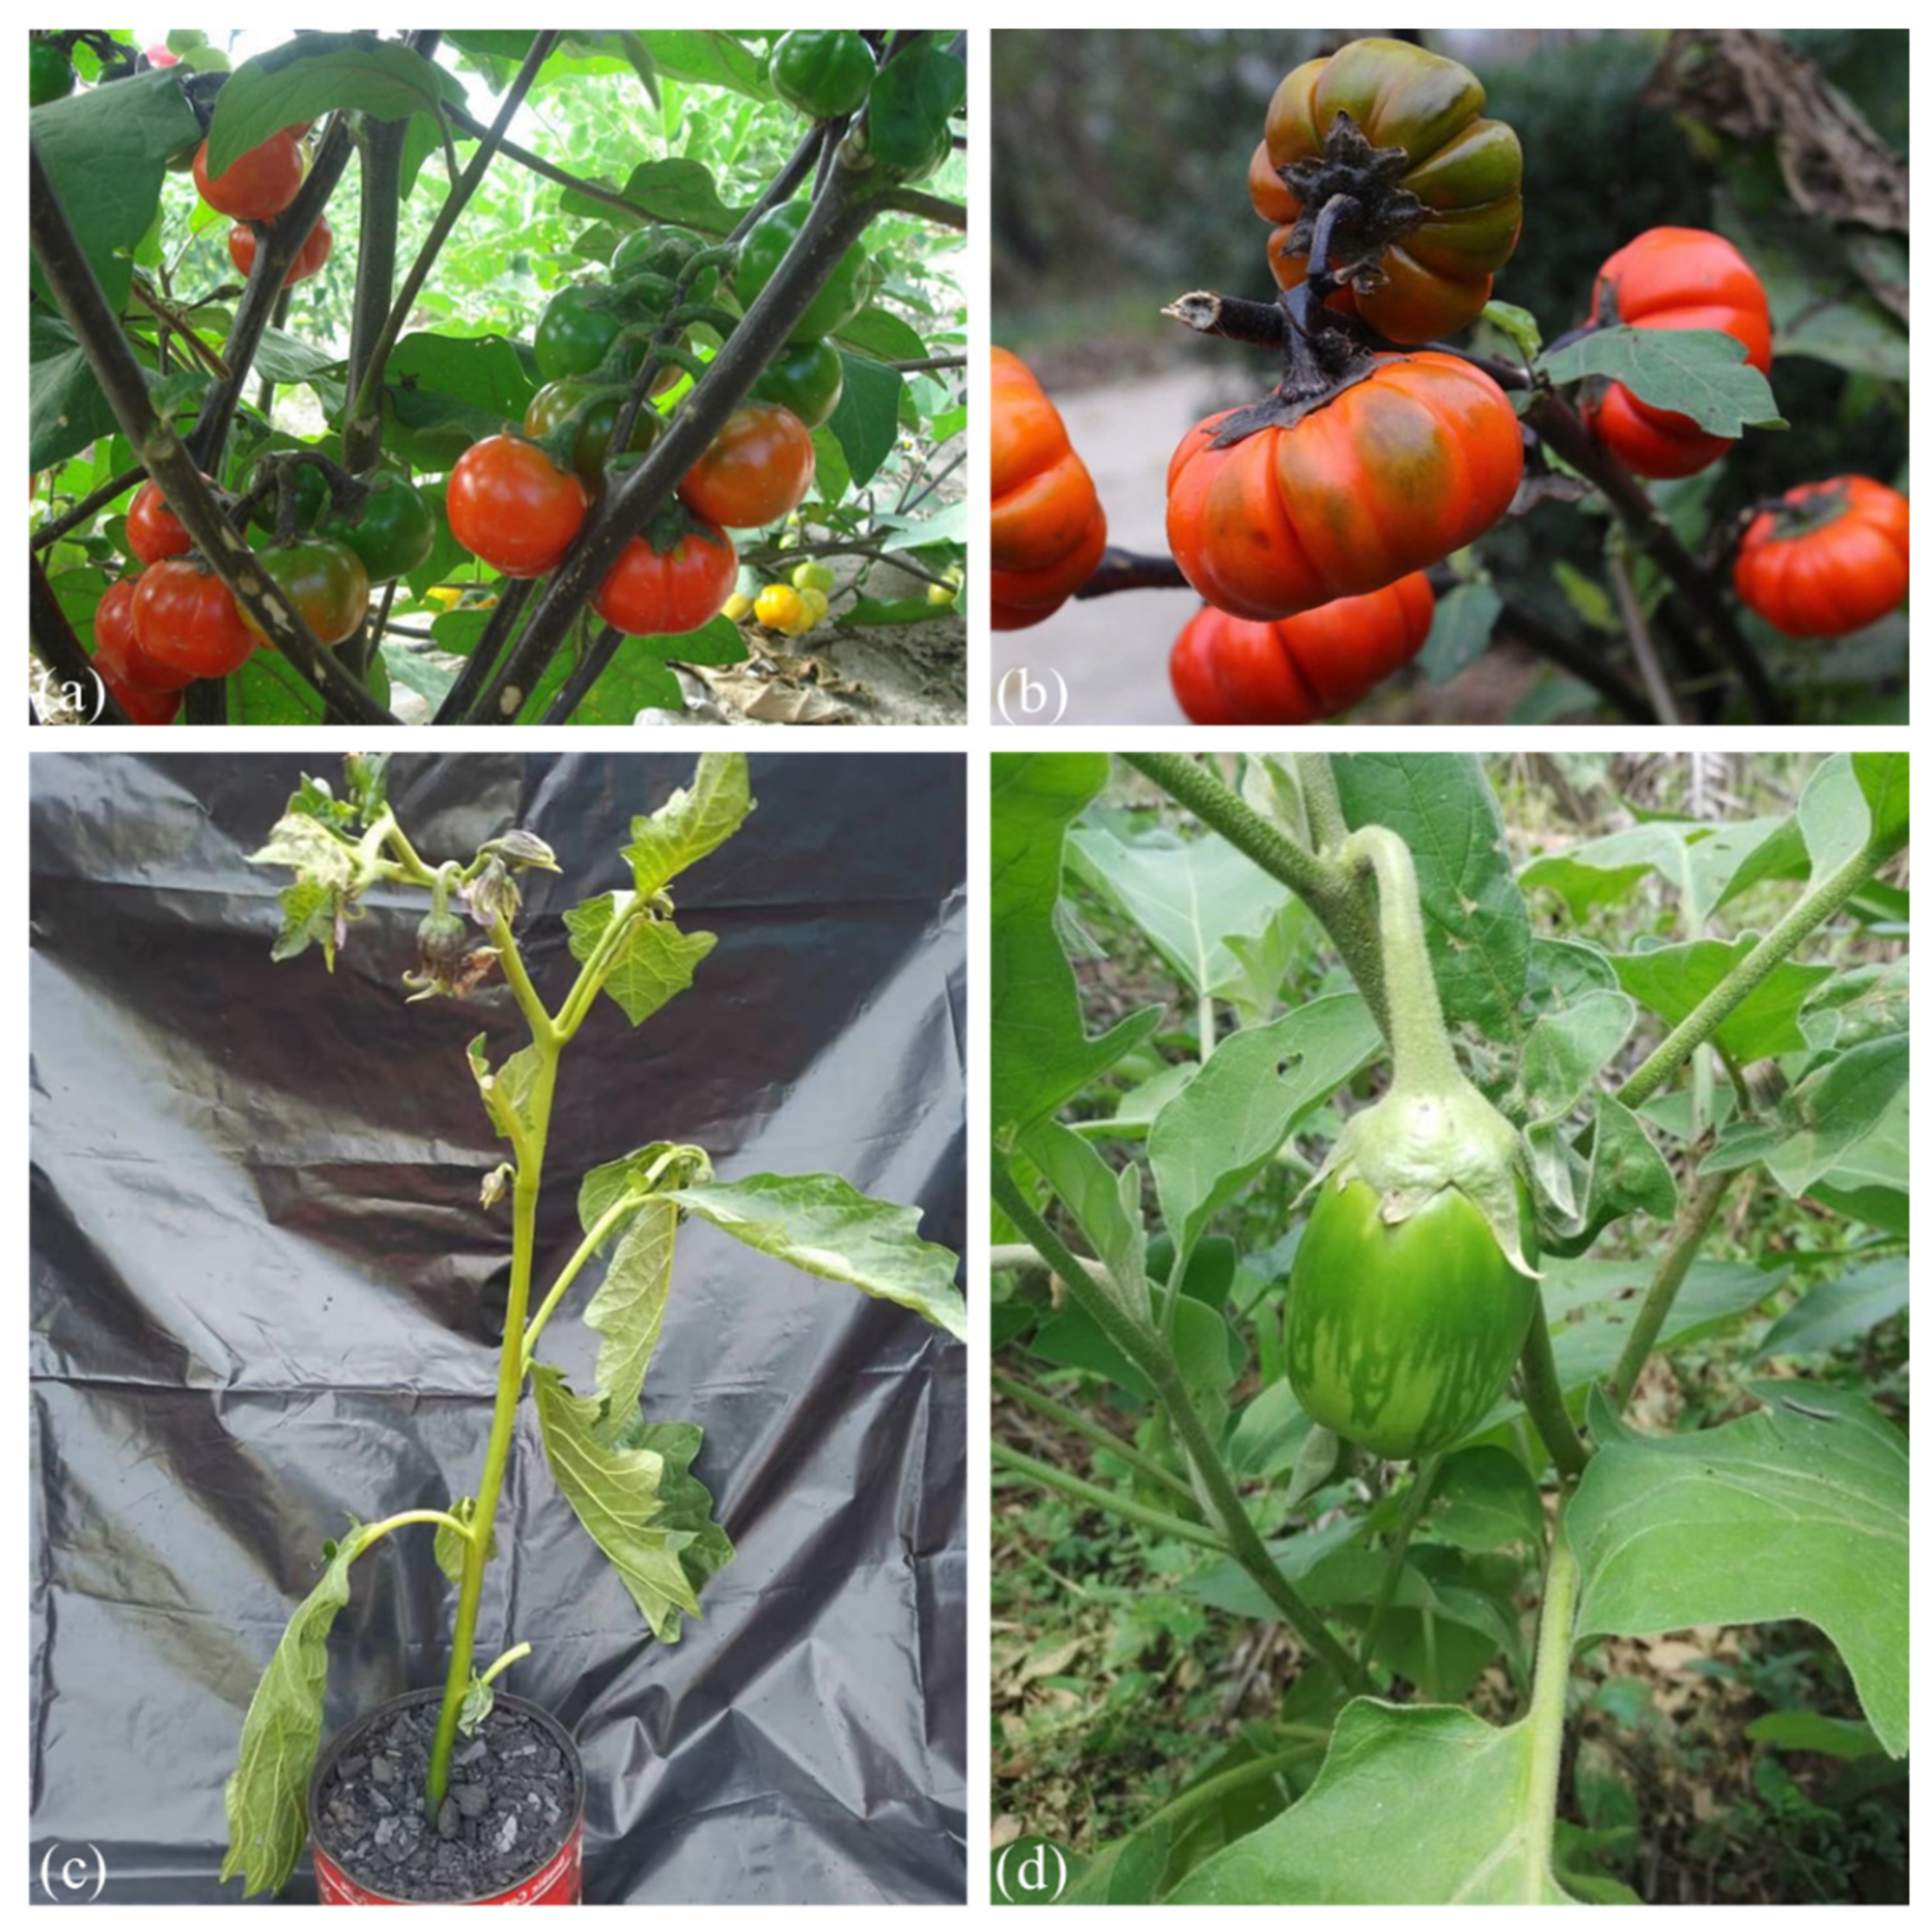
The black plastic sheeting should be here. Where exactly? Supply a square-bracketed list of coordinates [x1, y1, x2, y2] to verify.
[29, 751, 966, 1906]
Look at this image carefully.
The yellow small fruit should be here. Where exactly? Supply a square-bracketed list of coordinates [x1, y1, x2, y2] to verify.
[796, 586, 830, 628]
[790, 560, 834, 594]
[722, 590, 754, 622]
[425, 586, 463, 611]
[927, 581, 957, 606]
[754, 584, 805, 630]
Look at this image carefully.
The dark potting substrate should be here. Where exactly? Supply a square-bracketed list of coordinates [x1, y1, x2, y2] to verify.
[313, 1700, 579, 1901]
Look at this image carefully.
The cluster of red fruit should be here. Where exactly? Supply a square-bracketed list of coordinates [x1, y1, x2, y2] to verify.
[194, 123, 332, 290]
[446, 391, 817, 641]
[91, 474, 373, 723]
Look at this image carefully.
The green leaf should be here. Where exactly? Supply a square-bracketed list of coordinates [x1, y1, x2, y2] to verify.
[1416, 580, 1502, 687]
[1149, 993, 1382, 1268]
[605, 154, 746, 234]
[562, 898, 717, 1026]
[602, 1415, 735, 1642]
[623, 751, 754, 895]
[1168, 1700, 1570, 1902]
[675, 1172, 965, 1340]
[832, 312, 928, 363]
[1756, 1257, 1909, 1360]
[1569, 1382, 1907, 1758]
[578, 1144, 711, 1231]
[458, 1672, 495, 1737]
[1853, 751, 1910, 860]
[220, 1526, 371, 1898]
[1527, 813, 1783, 928]
[1544, 326, 1783, 438]
[208, 35, 453, 170]
[1067, 820, 1294, 1002]
[991, 753, 1163, 1143]
[1610, 937, 1831, 1062]
[531, 1365, 700, 1642]
[1017, 1117, 1149, 1323]
[825, 352, 904, 490]
[467, 1037, 548, 1141]
[1703, 1035, 1910, 1195]
[864, 38, 966, 176]
[584, 1196, 678, 1418]
[31, 72, 198, 318]
[1427, 1447, 1546, 1555]
[524, 641, 694, 726]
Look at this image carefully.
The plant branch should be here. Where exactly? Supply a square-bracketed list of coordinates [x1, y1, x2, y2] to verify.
[429, 579, 539, 726]
[1074, 547, 1192, 598]
[553, 899, 645, 1042]
[358, 1507, 473, 1551]
[444, 102, 663, 216]
[877, 188, 966, 228]
[489, 911, 555, 1044]
[1606, 550, 1684, 725]
[1617, 836, 1896, 1109]
[346, 35, 558, 438]
[1515, 1297, 1590, 1479]
[994, 1370, 1204, 1514]
[31, 464, 144, 551]
[1121, 752, 1389, 1037]
[993, 1441, 1226, 1554]
[1605, 1168, 1735, 1407]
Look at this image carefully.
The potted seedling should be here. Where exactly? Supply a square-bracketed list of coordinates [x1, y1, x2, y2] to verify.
[220, 751, 965, 1903]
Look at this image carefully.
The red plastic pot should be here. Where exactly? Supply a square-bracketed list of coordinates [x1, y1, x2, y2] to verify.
[308, 1689, 585, 1906]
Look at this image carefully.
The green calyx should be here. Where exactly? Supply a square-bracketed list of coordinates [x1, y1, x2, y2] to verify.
[1300, 1074, 1538, 1281]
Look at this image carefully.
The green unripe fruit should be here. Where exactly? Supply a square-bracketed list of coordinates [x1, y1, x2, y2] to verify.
[1287, 1170, 1537, 1461]
[769, 30, 875, 120]
[30, 42, 76, 107]
[612, 224, 719, 305]
[734, 201, 868, 345]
